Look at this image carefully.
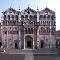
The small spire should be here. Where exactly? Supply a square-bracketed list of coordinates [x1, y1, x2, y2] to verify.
[37, 6, 39, 11]
[46, 0, 47, 8]
[19, 6, 20, 10]
[27, 4, 30, 14]
[46, 6, 47, 9]
[28, 4, 29, 9]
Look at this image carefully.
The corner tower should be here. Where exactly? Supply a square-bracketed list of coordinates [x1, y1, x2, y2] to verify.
[37, 7, 56, 49]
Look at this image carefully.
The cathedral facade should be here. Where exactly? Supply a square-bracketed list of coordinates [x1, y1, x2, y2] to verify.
[1, 7, 56, 49]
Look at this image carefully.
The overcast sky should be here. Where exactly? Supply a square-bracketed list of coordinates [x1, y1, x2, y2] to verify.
[0, 0, 59, 30]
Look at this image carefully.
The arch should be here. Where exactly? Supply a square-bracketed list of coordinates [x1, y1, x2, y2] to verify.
[40, 27, 45, 32]
[51, 15, 55, 20]
[25, 36, 33, 48]
[31, 28, 33, 34]
[25, 15, 28, 20]
[47, 15, 50, 20]
[51, 27, 55, 33]
[34, 15, 37, 21]
[43, 15, 46, 20]
[4, 15, 6, 20]
[16, 15, 18, 20]
[14, 40, 18, 49]
[46, 27, 50, 33]
[11, 15, 14, 20]
[39, 15, 43, 20]
[0, 42, 2, 48]
[8, 15, 10, 20]
[21, 15, 24, 20]
[3, 27, 7, 31]
[29, 15, 33, 20]
[40, 40, 44, 48]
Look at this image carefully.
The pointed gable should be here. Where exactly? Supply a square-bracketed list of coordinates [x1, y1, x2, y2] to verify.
[40, 7, 55, 15]
[2, 7, 18, 15]
[21, 7, 37, 15]
[7, 7, 16, 13]
[43, 7, 55, 13]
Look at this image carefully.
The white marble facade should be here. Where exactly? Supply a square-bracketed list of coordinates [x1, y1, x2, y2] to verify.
[1, 6, 56, 49]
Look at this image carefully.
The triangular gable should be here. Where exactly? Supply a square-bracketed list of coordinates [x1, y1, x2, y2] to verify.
[40, 7, 55, 14]
[21, 7, 37, 15]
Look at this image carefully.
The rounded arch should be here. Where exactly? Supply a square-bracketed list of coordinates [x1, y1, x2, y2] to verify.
[43, 15, 46, 19]
[40, 40, 44, 48]
[29, 15, 33, 20]
[51, 27, 55, 33]
[39, 15, 43, 20]
[47, 15, 50, 20]
[25, 35, 33, 41]
[46, 27, 50, 33]
[40, 27, 45, 32]
[3, 27, 7, 31]
[25, 15, 28, 20]
[21, 15, 24, 20]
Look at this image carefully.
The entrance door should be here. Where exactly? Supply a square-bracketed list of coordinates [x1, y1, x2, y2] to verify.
[0, 42, 2, 48]
[27, 41, 31, 47]
[25, 36, 33, 48]
[15, 43, 18, 48]
[40, 40, 44, 48]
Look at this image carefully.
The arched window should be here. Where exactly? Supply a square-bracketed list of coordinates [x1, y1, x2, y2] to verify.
[3, 27, 7, 31]
[40, 27, 44, 32]
[43, 15, 46, 20]
[41, 21, 42, 25]
[34, 15, 37, 20]
[31, 28, 33, 34]
[4, 15, 6, 20]
[46, 27, 50, 33]
[3, 21, 5, 25]
[39, 15, 43, 20]
[45, 21, 46, 25]
[28, 28, 31, 34]
[25, 15, 28, 20]
[21, 15, 24, 20]
[29, 15, 33, 20]
[13, 21, 16, 25]
[51, 15, 55, 20]
[25, 28, 28, 34]
[51, 27, 55, 33]
[8, 15, 10, 20]
[47, 21, 50, 25]
[16, 15, 18, 20]
[47, 15, 50, 20]
[43, 21, 45, 25]
[12, 15, 14, 20]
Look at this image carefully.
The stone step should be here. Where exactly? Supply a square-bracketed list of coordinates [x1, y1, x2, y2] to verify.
[1, 48, 57, 54]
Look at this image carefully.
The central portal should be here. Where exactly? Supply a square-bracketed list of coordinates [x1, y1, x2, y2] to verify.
[27, 41, 31, 47]
[25, 36, 33, 49]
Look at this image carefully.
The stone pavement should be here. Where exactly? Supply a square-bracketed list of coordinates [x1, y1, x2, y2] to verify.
[0, 48, 60, 60]
[24, 53, 34, 60]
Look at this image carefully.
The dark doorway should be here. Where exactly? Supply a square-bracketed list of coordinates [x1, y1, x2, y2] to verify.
[40, 40, 44, 48]
[25, 36, 33, 48]
[27, 41, 31, 47]
[15, 43, 18, 49]
[0, 42, 2, 48]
